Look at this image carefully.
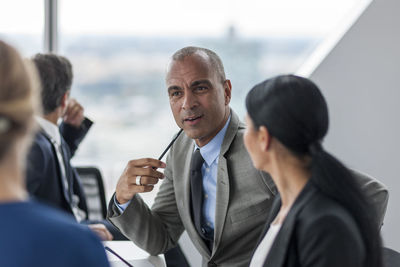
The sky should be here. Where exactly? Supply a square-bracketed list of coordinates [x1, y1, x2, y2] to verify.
[0, 0, 368, 38]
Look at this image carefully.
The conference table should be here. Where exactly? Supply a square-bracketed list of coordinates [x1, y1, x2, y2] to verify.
[104, 241, 166, 267]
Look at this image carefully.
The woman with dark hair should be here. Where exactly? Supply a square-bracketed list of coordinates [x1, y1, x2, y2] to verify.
[0, 40, 109, 267]
[245, 75, 382, 267]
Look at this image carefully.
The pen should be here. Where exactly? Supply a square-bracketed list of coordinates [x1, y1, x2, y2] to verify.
[104, 246, 134, 267]
[158, 128, 183, 161]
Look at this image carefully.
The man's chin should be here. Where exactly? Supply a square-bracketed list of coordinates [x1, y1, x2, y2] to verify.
[183, 129, 202, 141]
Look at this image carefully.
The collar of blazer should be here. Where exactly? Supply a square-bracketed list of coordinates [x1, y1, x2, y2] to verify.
[260, 181, 317, 267]
[210, 109, 277, 256]
[37, 126, 74, 200]
[38, 126, 54, 143]
[220, 109, 241, 156]
[38, 127, 70, 161]
[181, 109, 242, 256]
[212, 109, 240, 254]
[222, 110, 277, 195]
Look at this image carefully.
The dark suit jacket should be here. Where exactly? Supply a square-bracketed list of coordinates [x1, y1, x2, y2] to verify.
[257, 181, 366, 267]
[26, 118, 92, 218]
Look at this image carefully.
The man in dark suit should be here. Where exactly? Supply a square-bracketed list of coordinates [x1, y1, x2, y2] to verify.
[25, 53, 116, 240]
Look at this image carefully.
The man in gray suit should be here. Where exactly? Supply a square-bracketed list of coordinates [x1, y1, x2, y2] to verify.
[108, 47, 388, 266]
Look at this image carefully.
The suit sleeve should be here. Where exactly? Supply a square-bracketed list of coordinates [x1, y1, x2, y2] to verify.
[297, 214, 365, 267]
[107, 151, 184, 255]
[59, 117, 93, 156]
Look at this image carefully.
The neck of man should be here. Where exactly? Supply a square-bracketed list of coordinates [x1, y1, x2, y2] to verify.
[0, 145, 28, 202]
[43, 108, 62, 125]
[195, 107, 230, 147]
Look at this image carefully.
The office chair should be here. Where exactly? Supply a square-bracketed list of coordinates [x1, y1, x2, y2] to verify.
[76, 166, 107, 220]
[76, 166, 129, 240]
[383, 247, 400, 267]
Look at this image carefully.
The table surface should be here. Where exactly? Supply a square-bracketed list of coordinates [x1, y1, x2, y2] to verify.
[103, 241, 166, 267]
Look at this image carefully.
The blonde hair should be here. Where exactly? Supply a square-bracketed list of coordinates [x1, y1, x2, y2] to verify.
[0, 40, 40, 161]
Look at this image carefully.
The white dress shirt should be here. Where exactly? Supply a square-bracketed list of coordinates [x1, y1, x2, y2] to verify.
[193, 115, 231, 230]
[249, 222, 282, 267]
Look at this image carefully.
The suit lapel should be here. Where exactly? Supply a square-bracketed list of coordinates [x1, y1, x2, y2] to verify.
[180, 110, 243, 256]
[213, 156, 230, 254]
[39, 129, 72, 204]
[60, 138, 74, 196]
[213, 110, 240, 254]
[182, 142, 212, 255]
[263, 182, 317, 267]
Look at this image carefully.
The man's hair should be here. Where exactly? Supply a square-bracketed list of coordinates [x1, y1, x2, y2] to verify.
[32, 53, 73, 114]
[171, 46, 226, 83]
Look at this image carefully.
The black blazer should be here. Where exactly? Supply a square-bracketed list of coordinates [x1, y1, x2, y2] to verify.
[255, 181, 366, 267]
[26, 118, 92, 219]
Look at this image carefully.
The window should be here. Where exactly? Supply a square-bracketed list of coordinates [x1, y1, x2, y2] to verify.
[59, 0, 362, 201]
[0, 0, 44, 56]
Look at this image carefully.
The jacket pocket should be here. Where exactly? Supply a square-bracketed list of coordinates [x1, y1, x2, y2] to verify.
[230, 200, 270, 224]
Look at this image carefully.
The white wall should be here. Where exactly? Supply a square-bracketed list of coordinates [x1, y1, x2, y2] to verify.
[298, 0, 400, 250]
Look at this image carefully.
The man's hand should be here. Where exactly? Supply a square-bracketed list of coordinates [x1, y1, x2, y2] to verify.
[115, 158, 166, 204]
[63, 98, 85, 127]
[88, 223, 114, 241]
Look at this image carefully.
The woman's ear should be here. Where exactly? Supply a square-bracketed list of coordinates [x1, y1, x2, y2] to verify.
[258, 126, 271, 151]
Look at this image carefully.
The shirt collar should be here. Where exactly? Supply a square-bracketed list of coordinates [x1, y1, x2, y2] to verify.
[194, 115, 231, 166]
[35, 116, 61, 145]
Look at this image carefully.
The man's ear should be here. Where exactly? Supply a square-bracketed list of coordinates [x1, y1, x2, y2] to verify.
[60, 91, 70, 109]
[223, 80, 232, 105]
[258, 126, 271, 151]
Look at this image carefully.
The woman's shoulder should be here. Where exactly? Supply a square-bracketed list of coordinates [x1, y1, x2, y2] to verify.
[21, 201, 94, 237]
[289, 189, 366, 266]
[3, 201, 89, 239]
[298, 189, 357, 227]
[295, 189, 364, 249]
[0, 201, 109, 266]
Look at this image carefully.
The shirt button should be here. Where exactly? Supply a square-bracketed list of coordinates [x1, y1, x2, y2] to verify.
[204, 194, 208, 199]
[207, 222, 211, 227]
[206, 168, 210, 172]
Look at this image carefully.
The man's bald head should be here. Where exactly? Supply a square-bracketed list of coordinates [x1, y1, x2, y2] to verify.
[167, 46, 226, 83]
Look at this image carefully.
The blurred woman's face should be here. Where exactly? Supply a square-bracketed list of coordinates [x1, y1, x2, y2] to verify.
[244, 114, 264, 170]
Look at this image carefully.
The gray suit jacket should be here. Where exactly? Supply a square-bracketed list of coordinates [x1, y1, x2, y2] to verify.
[108, 110, 388, 266]
[108, 111, 277, 266]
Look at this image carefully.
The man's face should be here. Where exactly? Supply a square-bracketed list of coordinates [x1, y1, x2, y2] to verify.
[166, 53, 231, 147]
